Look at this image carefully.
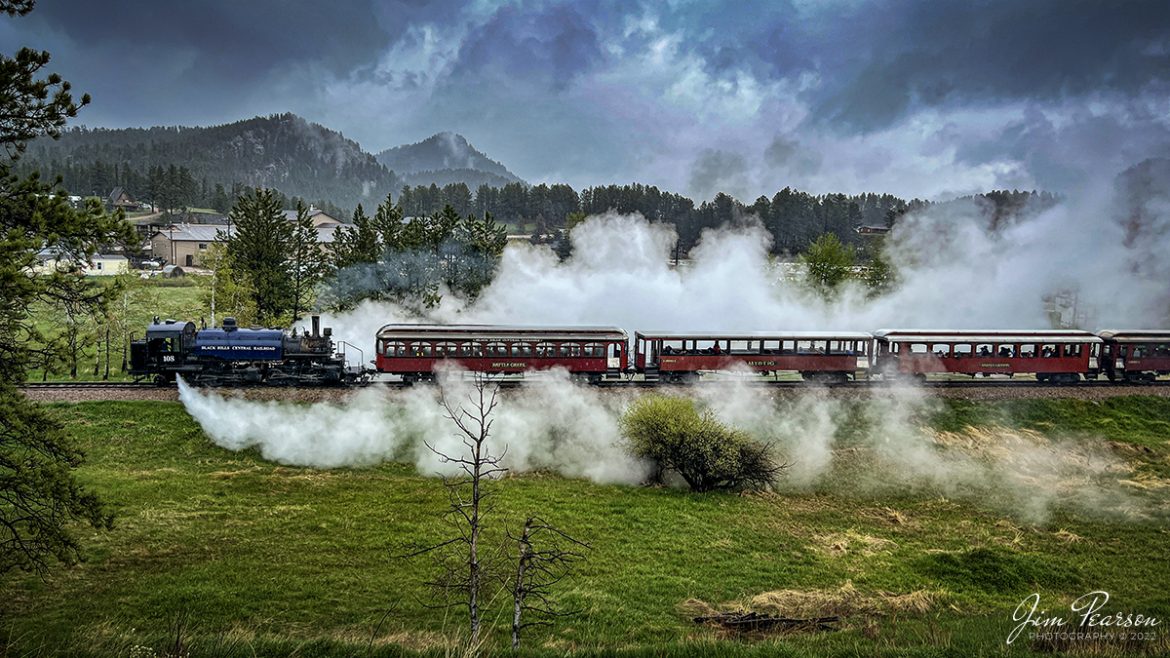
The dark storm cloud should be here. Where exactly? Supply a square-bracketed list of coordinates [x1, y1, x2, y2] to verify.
[764, 135, 821, 177]
[445, 2, 607, 89]
[0, 0, 392, 127]
[2, 0, 1168, 197]
[24, 0, 388, 77]
[807, 0, 1170, 131]
[689, 149, 749, 201]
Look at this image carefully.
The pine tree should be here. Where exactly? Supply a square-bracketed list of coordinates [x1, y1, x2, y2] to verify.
[288, 201, 327, 322]
[800, 233, 856, 297]
[224, 188, 293, 325]
[0, 0, 129, 575]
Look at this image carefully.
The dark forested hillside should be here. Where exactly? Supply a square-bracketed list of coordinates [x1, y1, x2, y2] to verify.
[376, 132, 524, 189]
[402, 167, 517, 189]
[20, 113, 402, 210]
[19, 112, 1056, 259]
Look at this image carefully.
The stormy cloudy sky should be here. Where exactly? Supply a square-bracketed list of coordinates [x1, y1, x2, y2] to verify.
[3, 0, 1169, 200]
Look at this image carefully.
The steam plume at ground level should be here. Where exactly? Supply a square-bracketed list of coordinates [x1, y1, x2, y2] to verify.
[177, 375, 1157, 525]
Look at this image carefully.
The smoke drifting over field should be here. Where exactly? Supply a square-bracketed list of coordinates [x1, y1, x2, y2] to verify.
[180, 375, 1142, 524]
[178, 373, 645, 483]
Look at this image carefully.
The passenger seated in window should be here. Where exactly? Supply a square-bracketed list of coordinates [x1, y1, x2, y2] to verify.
[999, 346, 1011, 357]
[1041, 346, 1054, 358]
[663, 345, 673, 355]
[711, 342, 721, 355]
[980, 346, 991, 356]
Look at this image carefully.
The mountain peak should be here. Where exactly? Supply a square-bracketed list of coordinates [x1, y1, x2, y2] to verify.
[376, 133, 523, 186]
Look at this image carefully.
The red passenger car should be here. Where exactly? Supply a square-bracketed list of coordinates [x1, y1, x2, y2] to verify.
[872, 330, 1101, 382]
[1097, 330, 1170, 382]
[374, 324, 628, 383]
[633, 331, 872, 383]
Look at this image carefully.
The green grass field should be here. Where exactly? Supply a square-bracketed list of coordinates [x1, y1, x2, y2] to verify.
[27, 276, 209, 382]
[2, 396, 1169, 657]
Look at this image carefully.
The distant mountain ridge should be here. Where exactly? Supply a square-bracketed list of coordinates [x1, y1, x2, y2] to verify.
[376, 132, 524, 187]
[22, 115, 526, 211]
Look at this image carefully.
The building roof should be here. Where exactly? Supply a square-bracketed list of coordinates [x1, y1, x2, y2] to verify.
[282, 208, 341, 226]
[152, 223, 340, 243]
[107, 186, 131, 204]
[153, 224, 228, 242]
[35, 247, 126, 264]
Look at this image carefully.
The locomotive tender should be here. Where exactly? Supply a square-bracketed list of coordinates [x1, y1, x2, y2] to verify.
[130, 315, 366, 386]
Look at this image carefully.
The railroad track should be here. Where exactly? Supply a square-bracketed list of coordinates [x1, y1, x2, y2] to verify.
[20, 381, 159, 389]
[18, 377, 1167, 391]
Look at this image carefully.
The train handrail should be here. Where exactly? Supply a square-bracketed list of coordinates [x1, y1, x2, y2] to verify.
[337, 340, 366, 372]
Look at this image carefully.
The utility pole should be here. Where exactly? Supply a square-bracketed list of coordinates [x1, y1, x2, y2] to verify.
[210, 262, 216, 327]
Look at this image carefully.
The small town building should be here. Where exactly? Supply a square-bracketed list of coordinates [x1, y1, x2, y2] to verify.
[149, 222, 340, 267]
[107, 187, 142, 211]
[33, 249, 130, 276]
[283, 207, 342, 228]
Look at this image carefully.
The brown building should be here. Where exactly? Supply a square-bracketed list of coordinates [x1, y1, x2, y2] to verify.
[107, 186, 142, 211]
[150, 223, 340, 267]
[283, 207, 342, 228]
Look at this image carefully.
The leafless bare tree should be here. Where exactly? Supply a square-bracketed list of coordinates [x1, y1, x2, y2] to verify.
[508, 516, 589, 651]
[412, 372, 508, 650]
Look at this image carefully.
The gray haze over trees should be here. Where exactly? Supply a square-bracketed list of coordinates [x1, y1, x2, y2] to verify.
[13, 110, 1066, 260]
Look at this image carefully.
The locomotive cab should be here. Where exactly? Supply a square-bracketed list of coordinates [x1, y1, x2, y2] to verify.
[129, 319, 196, 381]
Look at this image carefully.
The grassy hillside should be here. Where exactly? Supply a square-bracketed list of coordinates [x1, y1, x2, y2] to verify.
[2, 397, 1168, 657]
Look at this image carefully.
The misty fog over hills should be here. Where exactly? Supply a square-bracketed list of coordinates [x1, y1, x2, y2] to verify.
[376, 132, 525, 189]
[21, 114, 524, 209]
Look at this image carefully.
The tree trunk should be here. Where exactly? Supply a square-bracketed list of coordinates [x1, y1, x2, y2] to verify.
[512, 518, 534, 650]
[469, 439, 482, 648]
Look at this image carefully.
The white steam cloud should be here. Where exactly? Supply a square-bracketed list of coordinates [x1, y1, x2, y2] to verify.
[180, 373, 1144, 524]
[314, 180, 1168, 361]
[178, 371, 647, 484]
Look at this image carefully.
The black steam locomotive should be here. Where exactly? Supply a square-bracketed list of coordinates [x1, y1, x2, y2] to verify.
[129, 315, 368, 386]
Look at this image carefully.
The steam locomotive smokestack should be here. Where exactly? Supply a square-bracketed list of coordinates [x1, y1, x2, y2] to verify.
[312, 315, 320, 338]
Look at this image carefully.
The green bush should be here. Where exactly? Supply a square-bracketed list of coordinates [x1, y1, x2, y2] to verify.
[621, 395, 784, 492]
